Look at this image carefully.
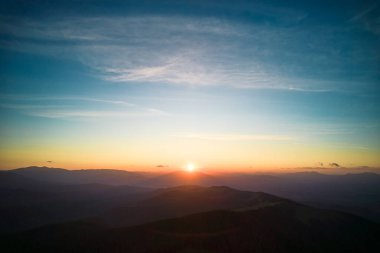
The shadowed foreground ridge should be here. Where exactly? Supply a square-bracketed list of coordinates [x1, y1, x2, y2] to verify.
[99, 185, 285, 227]
[2, 187, 379, 253]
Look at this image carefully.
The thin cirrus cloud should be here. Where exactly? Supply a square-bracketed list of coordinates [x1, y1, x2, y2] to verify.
[347, 3, 379, 35]
[173, 133, 294, 141]
[0, 94, 137, 107]
[0, 95, 170, 119]
[0, 14, 375, 92]
[25, 109, 168, 119]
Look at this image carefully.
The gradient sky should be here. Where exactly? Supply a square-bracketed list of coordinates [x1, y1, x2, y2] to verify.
[0, 0, 379, 171]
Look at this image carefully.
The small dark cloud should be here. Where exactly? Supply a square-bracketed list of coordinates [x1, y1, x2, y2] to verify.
[329, 162, 340, 167]
[46, 160, 53, 163]
[156, 165, 168, 168]
[282, 167, 328, 170]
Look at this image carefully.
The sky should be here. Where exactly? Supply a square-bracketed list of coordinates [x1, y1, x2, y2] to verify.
[0, 0, 379, 172]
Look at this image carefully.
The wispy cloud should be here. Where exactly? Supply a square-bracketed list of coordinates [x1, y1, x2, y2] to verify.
[348, 4, 380, 35]
[25, 109, 168, 119]
[102, 55, 221, 86]
[0, 94, 136, 107]
[173, 133, 294, 141]
[348, 4, 378, 23]
[1, 14, 374, 92]
[0, 94, 170, 119]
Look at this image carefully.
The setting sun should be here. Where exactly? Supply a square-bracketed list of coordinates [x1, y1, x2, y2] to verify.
[185, 163, 196, 173]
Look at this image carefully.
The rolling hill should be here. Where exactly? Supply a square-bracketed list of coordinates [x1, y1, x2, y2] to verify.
[98, 185, 286, 227]
[3, 198, 379, 253]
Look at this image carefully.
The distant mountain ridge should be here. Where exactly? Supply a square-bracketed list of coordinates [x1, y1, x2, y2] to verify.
[0, 168, 153, 233]
[3, 166, 380, 223]
[1, 171, 379, 252]
[3, 193, 379, 253]
[8, 166, 150, 185]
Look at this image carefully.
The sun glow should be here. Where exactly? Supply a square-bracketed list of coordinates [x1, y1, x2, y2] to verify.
[185, 163, 196, 173]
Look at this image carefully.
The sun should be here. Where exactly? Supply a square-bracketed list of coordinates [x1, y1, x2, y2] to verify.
[185, 163, 196, 173]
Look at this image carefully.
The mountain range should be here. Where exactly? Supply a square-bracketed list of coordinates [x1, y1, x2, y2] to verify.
[3, 166, 380, 223]
[2, 186, 379, 253]
[1, 166, 380, 252]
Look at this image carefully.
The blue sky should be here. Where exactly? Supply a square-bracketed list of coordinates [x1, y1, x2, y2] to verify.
[0, 0, 379, 171]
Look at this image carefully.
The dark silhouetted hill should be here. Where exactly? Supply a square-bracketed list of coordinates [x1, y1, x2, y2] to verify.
[98, 185, 286, 227]
[221, 172, 380, 222]
[3, 199, 379, 253]
[10, 166, 150, 185]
